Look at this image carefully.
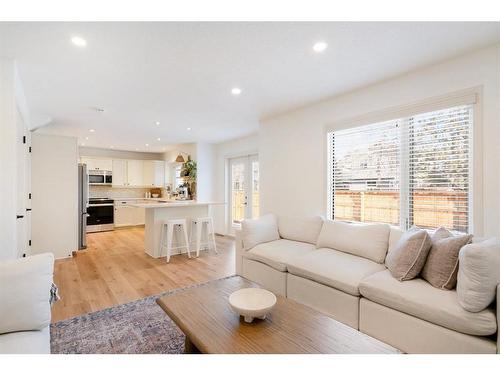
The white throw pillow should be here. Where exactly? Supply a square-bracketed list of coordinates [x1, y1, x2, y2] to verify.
[316, 220, 390, 263]
[241, 214, 280, 250]
[0, 253, 54, 334]
[278, 216, 324, 245]
[457, 238, 500, 312]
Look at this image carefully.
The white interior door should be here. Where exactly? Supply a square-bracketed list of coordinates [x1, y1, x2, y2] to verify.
[229, 154, 259, 230]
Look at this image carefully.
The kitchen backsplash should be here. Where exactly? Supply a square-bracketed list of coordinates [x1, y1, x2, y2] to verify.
[90, 186, 166, 199]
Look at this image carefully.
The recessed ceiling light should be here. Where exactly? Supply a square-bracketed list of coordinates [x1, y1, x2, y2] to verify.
[313, 41, 328, 53]
[155, 121, 160, 125]
[71, 36, 87, 47]
[145, 143, 149, 147]
[85, 136, 89, 140]
[187, 127, 192, 131]
[89, 129, 95, 133]
[231, 87, 242, 96]
[157, 138, 161, 141]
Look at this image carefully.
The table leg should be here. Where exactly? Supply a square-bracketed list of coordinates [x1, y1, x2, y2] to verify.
[184, 336, 201, 354]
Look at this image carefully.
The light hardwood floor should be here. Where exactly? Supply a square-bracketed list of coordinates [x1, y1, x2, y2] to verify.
[52, 226, 235, 322]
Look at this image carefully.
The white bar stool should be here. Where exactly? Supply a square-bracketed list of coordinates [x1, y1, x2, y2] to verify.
[159, 218, 191, 263]
[189, 217, 218, 257]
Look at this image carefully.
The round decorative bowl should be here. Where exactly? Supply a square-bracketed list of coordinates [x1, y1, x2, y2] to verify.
[228, 288, 277, 323]
[152, 193, 159, 198]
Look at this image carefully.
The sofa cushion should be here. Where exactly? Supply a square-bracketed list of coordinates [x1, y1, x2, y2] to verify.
[421, 228, 472, 290]
[385, 227, 432, 281]
[278, 216, 323, 245]
[243, 239, 315, 272]
[316, 220, 390, 263]
[388, 226, 404, 252]
[241, 214, 280, 250]
[0, 327, 50, 354]
[359, 270, 497, 336]
[457, 238, 500, 312]
[0, 253, 54, 335]
[287, 248, 386, 296]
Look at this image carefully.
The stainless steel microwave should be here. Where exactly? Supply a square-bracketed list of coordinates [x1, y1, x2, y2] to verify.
[88, 170, 112, 185]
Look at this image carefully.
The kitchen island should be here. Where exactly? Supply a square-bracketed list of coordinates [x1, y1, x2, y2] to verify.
[129, 201, 223, 258]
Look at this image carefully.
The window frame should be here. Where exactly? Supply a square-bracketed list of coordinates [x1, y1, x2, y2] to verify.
[324, 88, 483, 235]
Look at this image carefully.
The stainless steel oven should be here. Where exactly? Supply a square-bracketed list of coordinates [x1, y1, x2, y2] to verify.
[87, 198, 114, 232]
[89, 170, 112, 185]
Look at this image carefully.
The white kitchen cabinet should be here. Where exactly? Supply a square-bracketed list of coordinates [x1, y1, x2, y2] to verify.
[135, 207, 145, 225]
[143, 160, 165, 187]
[114, 205, 136, 227]
[127, 160, 144, 187]
[112, 159, 128, 187]
[81, 157, 112, 171]
[114, 201, 145, 227]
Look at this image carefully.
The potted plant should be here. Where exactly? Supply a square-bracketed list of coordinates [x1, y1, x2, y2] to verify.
[181, 156, 197, 199]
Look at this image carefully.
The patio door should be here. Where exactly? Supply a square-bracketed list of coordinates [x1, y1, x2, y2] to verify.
[229, 154, 259, 229]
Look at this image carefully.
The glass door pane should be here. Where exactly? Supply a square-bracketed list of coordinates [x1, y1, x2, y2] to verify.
[230, 158, 247, 226]
[250, 157, 259, 219]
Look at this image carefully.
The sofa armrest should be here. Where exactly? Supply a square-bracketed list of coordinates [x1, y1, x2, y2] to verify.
[235, 229, 245, 276]
[0, 253, 54, 334]
[497, 284, 500, 354]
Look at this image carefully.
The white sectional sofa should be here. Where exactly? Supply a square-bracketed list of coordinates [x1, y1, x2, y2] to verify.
[0, 253, 55, 354]
[235, 216, 500, 354]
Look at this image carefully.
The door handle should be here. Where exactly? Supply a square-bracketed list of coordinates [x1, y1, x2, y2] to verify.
[16, 215, 24, 219]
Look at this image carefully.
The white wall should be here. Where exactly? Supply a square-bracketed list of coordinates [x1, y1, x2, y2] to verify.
[196, 142, 216, 202]
[0, 58, 18, 260]
[260, 45, 500, 237]
[213, 133, 259, 234]
[31, 133, 79, 259]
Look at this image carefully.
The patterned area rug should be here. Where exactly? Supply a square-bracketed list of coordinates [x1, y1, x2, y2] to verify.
[50, 276, 233, 354]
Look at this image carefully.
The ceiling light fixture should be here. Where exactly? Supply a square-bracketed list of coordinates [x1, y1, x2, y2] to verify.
[85, 136, 89, 140]
[71, 36, 87, 47]
[157, 138, 161, 141]
[313, 41, 328, 53]
[145, 143, 149, 147]
[155, 121, 160, 125]
[89, 129, 95, 133]
[231, 87, 242, 96]
[187, 127, 192, 131]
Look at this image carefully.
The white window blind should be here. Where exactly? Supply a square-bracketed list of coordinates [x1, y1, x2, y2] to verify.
[328, 104, 473, 233]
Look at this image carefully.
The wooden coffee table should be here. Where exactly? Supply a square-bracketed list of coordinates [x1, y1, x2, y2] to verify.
[156, 276, 400, 354]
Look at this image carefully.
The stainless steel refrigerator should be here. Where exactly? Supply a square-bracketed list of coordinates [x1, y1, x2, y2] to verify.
[78, 163, 89, 249]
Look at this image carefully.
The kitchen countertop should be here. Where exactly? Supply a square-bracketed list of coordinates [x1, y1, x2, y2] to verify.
[129, 201, 224, 208]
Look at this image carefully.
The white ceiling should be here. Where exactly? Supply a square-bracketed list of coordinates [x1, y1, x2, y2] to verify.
[1, 22, 500, 152]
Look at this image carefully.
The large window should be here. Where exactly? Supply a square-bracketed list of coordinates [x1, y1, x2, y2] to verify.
[328, 104, 473, 233]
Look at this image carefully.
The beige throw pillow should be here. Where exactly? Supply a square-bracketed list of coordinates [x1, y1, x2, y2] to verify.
[385, 227, 432, 281]
[422, 227, 472, 290]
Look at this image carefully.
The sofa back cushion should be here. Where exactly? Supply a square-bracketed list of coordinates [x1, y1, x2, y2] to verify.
[316, 220, 390, 263]
[241, 213, 280, 250]
[278, 216, 324, 245]
[457, 238, 500, 312]
[0, 253, 54, 334]
[388, 226, 404, 252]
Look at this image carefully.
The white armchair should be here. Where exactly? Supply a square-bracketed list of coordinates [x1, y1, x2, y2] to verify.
[0, 253, 55, 354]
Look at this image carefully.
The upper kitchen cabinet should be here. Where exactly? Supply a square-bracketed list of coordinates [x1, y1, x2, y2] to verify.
[112, 159, 128, 186]
[143, 160, 165, 187]
[127, 160, 144, 186]
[81, 157, 112, 171]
